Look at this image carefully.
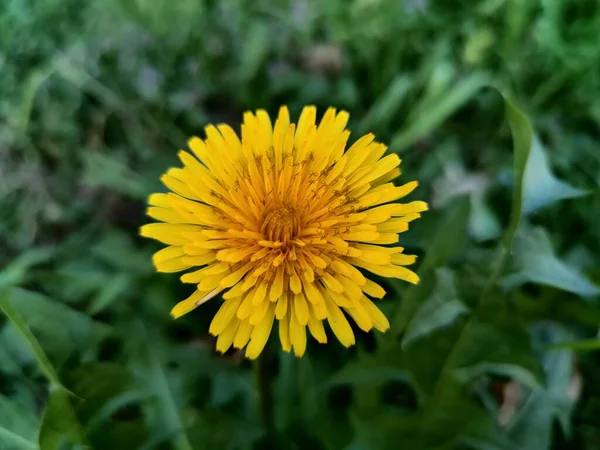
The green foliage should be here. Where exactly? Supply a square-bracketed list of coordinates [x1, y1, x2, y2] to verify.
[2, 0, 600, 449]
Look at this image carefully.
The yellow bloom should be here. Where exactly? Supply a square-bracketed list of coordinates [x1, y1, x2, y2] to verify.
[141, 106, 427, 359]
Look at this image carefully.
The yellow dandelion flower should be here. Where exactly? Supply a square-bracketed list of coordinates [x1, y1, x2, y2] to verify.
[141, 106, 428, 359]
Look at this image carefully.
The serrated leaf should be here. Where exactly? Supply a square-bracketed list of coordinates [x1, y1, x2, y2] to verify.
[522, 136, 587, 214]
[502, 227, 600, 298]
[403, 268, 469, 348]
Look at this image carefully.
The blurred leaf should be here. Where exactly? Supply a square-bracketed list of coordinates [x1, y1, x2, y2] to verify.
[82, 152, 151, 200]
[240, 22, 271, 81]
[402, 292, 542, 448]
[210, 370, 252, 408]
[0, 394, 39, 450]
[392, 197, 470, 337]
[0, 248, 54, 289]
[130, 325, 194, 450]
[12, 64, 56, 137]
[2, 288, 111, 363]
[550, 338, 600, 351]
[522, 137, 588, 214]
[65, 363, 133, 425]
[506, 324, 577, 449]
[390, 73, 490, 153]
[39, 388, 87, 450]
[0, 290, 61, 387]
[502, 227, 600, 298]
[421, 196, 471, 270]
[403, 268, 468, 348]
[91, 230, 152, 275]
[86, 273, 131, 315]
[502, 95, 533, 250]
[359, 75, 411, 134]
[469, 194, 502, 242]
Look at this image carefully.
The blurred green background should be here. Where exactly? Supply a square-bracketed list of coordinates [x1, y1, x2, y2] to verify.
[1, 0, 600, 449]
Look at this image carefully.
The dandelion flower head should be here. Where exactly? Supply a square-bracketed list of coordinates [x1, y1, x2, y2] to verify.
[141, 106, 427, 359]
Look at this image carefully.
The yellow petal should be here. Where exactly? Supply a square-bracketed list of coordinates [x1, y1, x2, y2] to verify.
[269, 267, 285, 302]
[391, 254, 418, 266]
[307, 315, 327, 343]
[359, 296, 390, 332]
[209, 296, 244, 335]
[344, 301, 373, 332]
[140, 224, 198, 245]
[215, 317, 239, 353]
[246, 304, 275, 359]
[233, 320, 253, 349]
[289, 313, 307, 357]
[294, 293, 309, 325]
[325, 299, 355, 347]
[303, 281, 324, 305]
[249, 297, 271, 326]
[236, 292, 255, 320]
[353, 262, 420, 284]
[252, 282, 269, 306]
[279, 313, 292, 352]
[170, 287, 222, 319]
[321, 273, 344, 293]
[275, 290, 289, 320]
[361, 279, 386, 298]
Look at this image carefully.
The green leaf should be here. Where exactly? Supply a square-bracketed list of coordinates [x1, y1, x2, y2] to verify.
[391, 197, 470, 337]
[82, 152, 151, 200]
[522, 136, 588, 214]
[0, 394, 39, 450]
[502, 96, 533, 250]
[506, 325, 577, 449]
[39, 388, 87, 450]
[86, 273, 131, 315]
[469, 193, 502, 242]
[359, 75, 412, 134]
[90, 230, 151, 274]
[421, 196, 471, 270]
[403, 268, 469, 348]
[550, 338, 600, 351]
[1, 288, 111, 364]
[65, 363, 133, 425]
[0, 290, 61, 387]
[502, 227, 600, 298]
[240, 22, 271, 81]
[0, 248, 54, 289]
[389, 72, 490, 153]
[130, 324, 194, 450]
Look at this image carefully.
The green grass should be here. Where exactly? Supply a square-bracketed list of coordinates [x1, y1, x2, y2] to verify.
[1, 0, 600, 449]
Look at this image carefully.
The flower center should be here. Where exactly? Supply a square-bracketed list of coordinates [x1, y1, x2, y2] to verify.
[261, 203, 302, 244]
